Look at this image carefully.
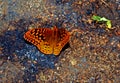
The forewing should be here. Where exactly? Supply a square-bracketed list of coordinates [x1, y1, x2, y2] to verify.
[53, 28, 70, 55]
[24, 28, 53, 54]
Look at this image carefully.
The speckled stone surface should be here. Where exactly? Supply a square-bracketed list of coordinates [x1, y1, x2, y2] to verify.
[0, 0, 120, 82]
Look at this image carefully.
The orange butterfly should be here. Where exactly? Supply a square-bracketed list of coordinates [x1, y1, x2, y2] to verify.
[24, 26, 70, 55]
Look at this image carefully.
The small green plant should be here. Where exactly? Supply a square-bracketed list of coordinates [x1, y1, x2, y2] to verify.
[92, 15, 112, 29]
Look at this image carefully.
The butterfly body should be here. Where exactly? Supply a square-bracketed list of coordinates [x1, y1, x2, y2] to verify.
[24, 26, 70, 55]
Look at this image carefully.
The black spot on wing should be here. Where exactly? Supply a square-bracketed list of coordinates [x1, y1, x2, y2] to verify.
[58, 28, 67, 41]
[30, 29, 47, 41]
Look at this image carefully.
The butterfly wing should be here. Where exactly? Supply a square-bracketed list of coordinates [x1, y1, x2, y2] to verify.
[53, 28, 70, 55]
[24, 28, 53, 54]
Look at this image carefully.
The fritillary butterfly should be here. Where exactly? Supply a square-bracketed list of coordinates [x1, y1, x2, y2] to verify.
[24, 26, 70, 55]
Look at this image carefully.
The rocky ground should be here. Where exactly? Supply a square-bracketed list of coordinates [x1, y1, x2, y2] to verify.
[0, 0, 120, 83]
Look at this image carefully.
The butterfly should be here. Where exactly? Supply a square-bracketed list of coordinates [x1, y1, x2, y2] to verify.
[24, 26, 70, 55]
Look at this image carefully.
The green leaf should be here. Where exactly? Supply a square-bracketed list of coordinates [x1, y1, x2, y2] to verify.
[92, 15, 101, 21]
[100, 17, 108, 21]
[92, 15, 112, 29]
[106, 20, 111, 29]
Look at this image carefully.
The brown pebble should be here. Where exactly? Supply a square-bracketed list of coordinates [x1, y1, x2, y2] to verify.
[114, 29, 120, 36]
[0, 60, 4, 66]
